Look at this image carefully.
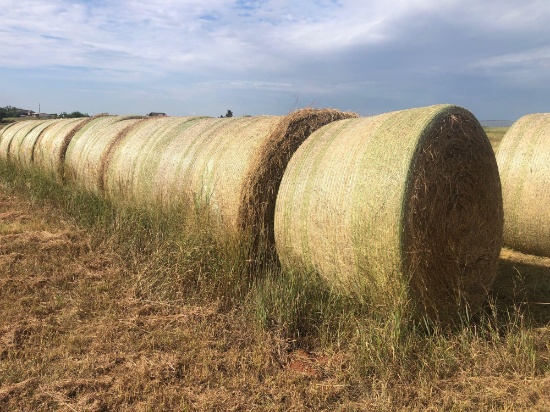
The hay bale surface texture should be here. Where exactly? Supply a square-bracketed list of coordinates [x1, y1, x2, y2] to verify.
[274, 105, 503, 321]
[64, 116, 144, 194]
[103, 116, 205, 204]
[0, 120, 47, 162]
[496, 113, 550, 257]
[104, 109, 355, 250]
[32, 117, 93, 181]
[8, 119, 61, 170]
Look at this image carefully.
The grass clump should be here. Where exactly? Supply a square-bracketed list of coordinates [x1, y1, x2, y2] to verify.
[484, 126, 509, 152]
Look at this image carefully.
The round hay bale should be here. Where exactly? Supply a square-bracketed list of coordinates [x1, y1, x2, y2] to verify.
[103, 116, 206, 205]
[274, 105, 503, 321]
[496, 113, 550, 257]
[238, 108, 358, 252]
[0, 123, 10, 136]
[0, 121, 24, 160]
[0, 120, 47, 162]
[64, 116, 144, 194]
[8, 119, 61, 170]
[151, 116, 282, 230]
[157, 109, 355, 243]
[33, 117, 98, 181]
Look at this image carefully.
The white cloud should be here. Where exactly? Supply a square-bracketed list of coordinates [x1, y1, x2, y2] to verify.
[0, 0, 452, 73]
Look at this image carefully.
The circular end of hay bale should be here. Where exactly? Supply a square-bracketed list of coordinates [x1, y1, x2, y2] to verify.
[496, 113, 550, 257]
[274, 105, 503, 322]
[404, 107, 503, 320]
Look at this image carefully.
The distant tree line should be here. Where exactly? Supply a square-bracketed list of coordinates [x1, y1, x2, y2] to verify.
[0, 106, 90, 122]
[59, 111, 90, 118]
[0, 106, 20, 120]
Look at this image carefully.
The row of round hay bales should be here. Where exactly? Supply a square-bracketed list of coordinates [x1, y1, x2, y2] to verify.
[0, 106, 506, 322]
[0, 117, 97, 181]
[274, 105, 503, 321]
[102, 109, 357, 250]
[0, 119, 48, 163]
[0, 109, 357, 253]
[63, 116, 146, 194]
[496, 113, 550, 258]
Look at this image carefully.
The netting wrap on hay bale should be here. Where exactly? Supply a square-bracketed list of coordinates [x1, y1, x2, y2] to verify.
[8, 119, 61, 170]
[64, 116, 144, 194]
[496, 113, 550, 257]
[33, 117, 97, 181]
[149, 116, 286, 237]
[104, 109, 355, 251]
[274, 105, 503, 321]
[103, 116, 205, 204]
[0, 120, 48, 162]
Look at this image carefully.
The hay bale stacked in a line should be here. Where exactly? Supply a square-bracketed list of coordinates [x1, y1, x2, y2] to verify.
[0, 120, 48, 162]
[146, 116, 280, 229]
[102, 116, 204, 204]
[104, 109, 356, 251]
[0, 121, 31, 159]
[274, 105, 503, 321]
[496, 113, 550, 257]
[0, 123, 10, 135]
[33, 117, 94, 181]
[8, 119, 62, 170]
[64, 116, 144, 194]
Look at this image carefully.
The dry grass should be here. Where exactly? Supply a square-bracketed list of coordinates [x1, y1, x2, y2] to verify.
[484, 127, 509, 152]
[0, 157, 548, 411]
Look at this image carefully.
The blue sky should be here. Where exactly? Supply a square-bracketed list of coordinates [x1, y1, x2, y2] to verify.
[1, 0, 549, 120]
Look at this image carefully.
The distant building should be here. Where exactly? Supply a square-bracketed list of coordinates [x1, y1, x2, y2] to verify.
[17, 108, 35, 117]
[33, 113, 57, 119]
[147, 112, 167, 117]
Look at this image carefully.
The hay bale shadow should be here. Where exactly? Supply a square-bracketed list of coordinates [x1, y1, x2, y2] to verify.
[492, 248, 550, 326]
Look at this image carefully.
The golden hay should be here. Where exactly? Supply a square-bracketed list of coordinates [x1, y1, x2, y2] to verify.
[104, 109, 355, 254]
[33, 117, 99, 181]
[496, 113, 550, 257]
[63, 116, 144, 194]
[102, 116, 203, 203]
[0, 120, 47, 162]
[8, 119, 61, 170]
[274, 105, 503, 321]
